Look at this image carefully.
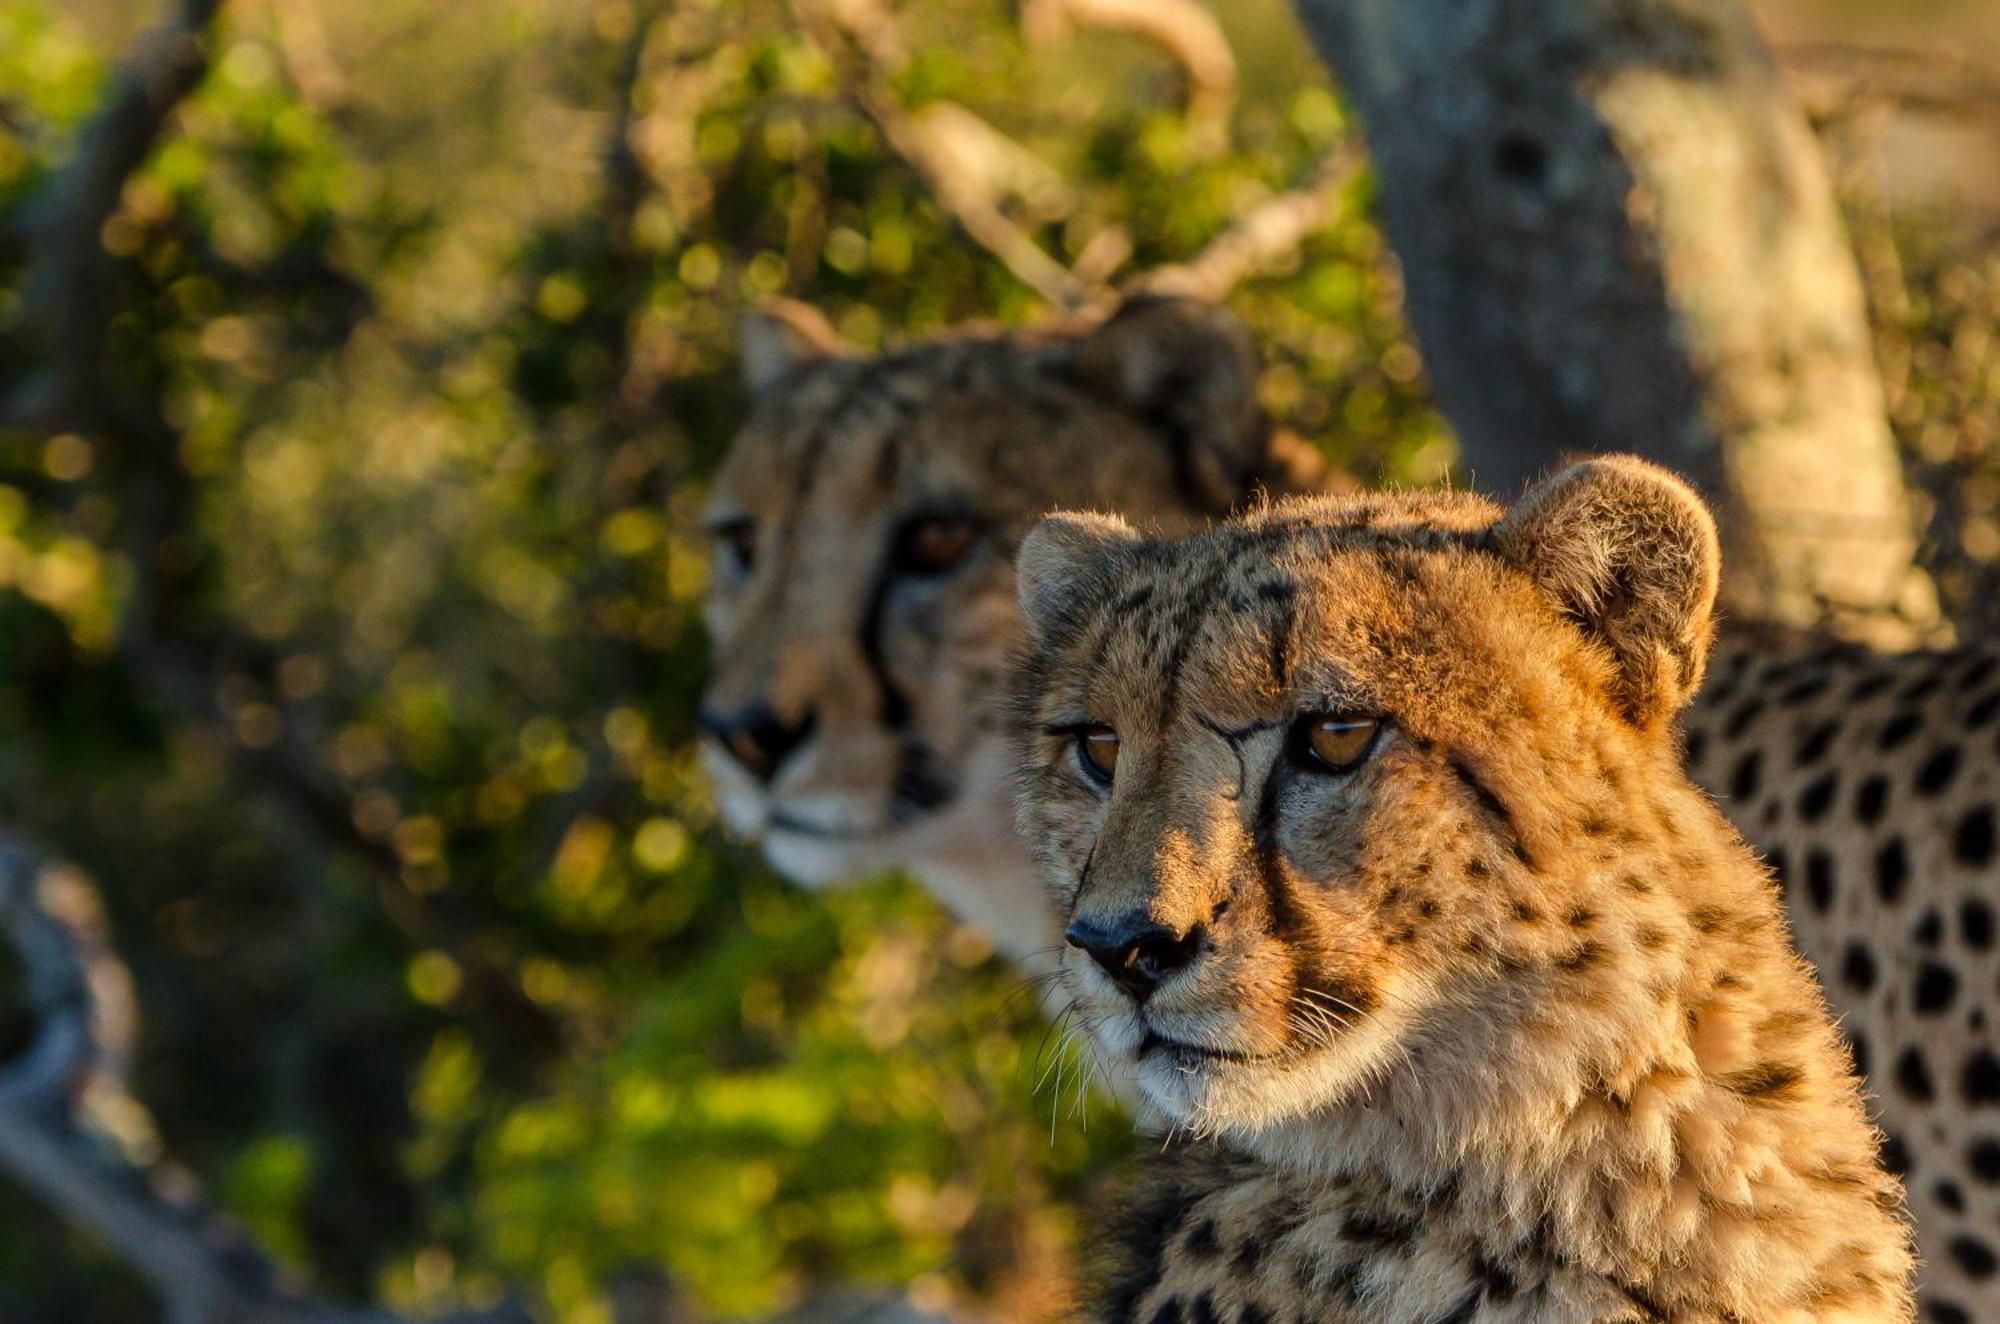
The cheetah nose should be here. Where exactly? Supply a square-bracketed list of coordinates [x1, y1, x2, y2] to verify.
[1065, 912, 1206, 1003]
[699, 702, 817, 783]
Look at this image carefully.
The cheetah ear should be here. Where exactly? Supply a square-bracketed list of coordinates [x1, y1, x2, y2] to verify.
[1074, 295, 1268, 511]
[1016, 511, 1141, 646]
[740, 299, 849, 393]
[1492, 456, 1721, 728]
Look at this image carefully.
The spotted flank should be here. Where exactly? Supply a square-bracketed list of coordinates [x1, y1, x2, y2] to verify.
[1687, 640, 2000, 1320]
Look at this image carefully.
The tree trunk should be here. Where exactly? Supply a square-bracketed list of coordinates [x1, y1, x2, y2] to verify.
[1290, 0, 1936, 644]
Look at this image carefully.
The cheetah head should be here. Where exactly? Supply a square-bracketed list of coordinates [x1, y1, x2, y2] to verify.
[699, 297, 1302, 933]
[1012, 457, 1722, 1131]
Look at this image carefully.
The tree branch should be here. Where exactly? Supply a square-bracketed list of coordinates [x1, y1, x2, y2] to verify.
[1021, 0, 1237, 149]
[256, 0, 347, 114]
[0, 839, 527, 1324]
[795, 0, 1358, 313]
[9, 0, 224, 429]
[797, 0, 1096, 309]
[1130, 143, 1363, 302]
[2, 0, 223, 657]
[1777, 40, 2000, 119]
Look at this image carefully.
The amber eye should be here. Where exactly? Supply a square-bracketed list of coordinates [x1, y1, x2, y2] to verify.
[1074, 725, 1120, 785]
[1290, 714, 1381, 774]
[711, 518, 757, 578]
[893, 514, 980, 576]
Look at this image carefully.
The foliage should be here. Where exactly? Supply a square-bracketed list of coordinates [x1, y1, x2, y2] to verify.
[0, 1, 1438, 1319]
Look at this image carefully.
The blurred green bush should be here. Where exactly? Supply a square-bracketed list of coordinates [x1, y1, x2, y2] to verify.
[0, 2, 1439, 1319]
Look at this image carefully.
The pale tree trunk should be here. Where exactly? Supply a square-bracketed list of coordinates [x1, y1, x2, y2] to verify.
[1290, 0, 1938, 644]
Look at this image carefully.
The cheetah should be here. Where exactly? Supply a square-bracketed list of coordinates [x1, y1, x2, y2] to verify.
[1009, 458, 1915, 1322]
[1685, 641, 2000, 1321]
[699, 296, 1988, 1314]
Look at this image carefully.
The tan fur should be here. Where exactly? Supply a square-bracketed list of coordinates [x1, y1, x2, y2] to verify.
[1012, 464, 1914, 1322]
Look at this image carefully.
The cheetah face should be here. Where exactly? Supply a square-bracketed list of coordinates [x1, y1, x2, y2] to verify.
[700, 390, 1026, 888]
[700, 297, 1274, 901]
[1015, 521, 1481, 1127]
[1012, 459, 1721, 1132]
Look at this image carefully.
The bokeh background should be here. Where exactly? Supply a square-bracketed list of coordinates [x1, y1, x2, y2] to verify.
[0, 1, 1991, 1320]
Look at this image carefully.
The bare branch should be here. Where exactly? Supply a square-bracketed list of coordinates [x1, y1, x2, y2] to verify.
[1, 0, 226, 658]
[1021, 0, 1237, 148]
[797, 0, 1096, 309]
[8, 0, 224, 428]
[256, 0, 347, 113]
[1130, 143, 1363, 303]
[604, 4, 664, 264]
[793, 0, 1351, 311]
[0, 838, 530, 1324]
[852, 90, 1094, 308]
[600, 0, 687, 420]
[1777, 40, 2000, 119]
[0, 847, 96, 1114]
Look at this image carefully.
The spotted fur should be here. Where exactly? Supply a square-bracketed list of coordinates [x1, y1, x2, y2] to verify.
[1686, 641, 2000, 1322]
[1012, 461, 1914, 1322]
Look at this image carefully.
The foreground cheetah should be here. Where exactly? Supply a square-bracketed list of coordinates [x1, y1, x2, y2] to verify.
[700, 296, 1989, 1313]
[1010, 458, 1914, 1321]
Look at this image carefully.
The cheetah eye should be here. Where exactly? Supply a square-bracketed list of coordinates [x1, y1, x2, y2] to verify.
[1288, 714, 1381, 775]
[710, 518, 758, 578]
[1071, 724, 1120, 786]
[893, 514, 981, 577]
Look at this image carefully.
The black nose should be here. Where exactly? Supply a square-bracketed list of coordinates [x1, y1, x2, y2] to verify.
[1065, 912, 1206, 1003]
[700, 703, 816, 782]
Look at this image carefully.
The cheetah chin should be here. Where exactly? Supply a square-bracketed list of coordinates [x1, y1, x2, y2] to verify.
[1123, 1004, 1419, 1135]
